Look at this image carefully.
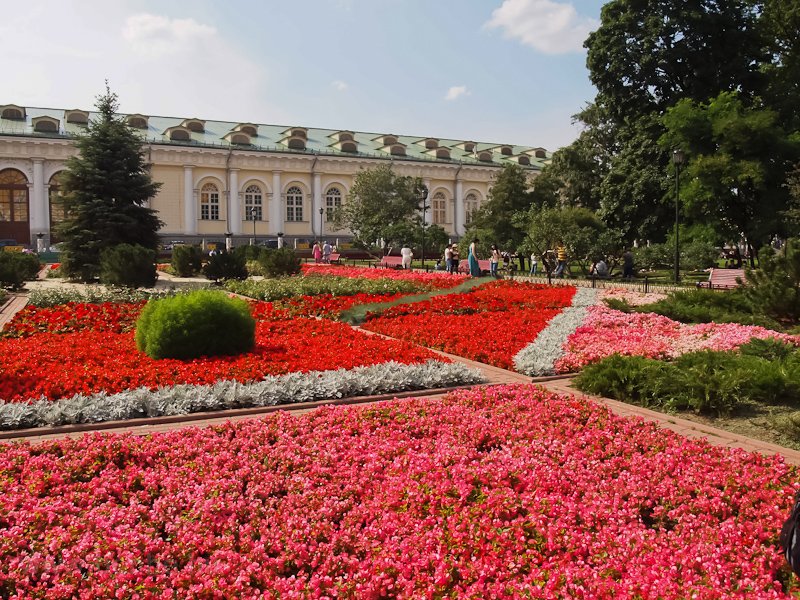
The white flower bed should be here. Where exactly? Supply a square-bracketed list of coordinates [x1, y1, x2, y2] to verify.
[513, 287, 598, 376]
[0, 360, 484, 431]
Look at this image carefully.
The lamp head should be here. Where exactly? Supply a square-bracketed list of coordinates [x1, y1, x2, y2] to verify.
[672, 149, 685, 165]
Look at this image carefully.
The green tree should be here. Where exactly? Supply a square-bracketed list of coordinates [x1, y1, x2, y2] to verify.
[662, 91, 800, 261]
[743, 239, 800, 323]
[467, 164, 533, 252]
[58, 84, 162, 282]
[332, 164, 424, 253]
[527, 207, 618, 275]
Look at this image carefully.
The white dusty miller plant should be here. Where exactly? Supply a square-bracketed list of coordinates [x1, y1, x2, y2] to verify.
[0, 360, 484, 431]
[513, 287, 598, 377]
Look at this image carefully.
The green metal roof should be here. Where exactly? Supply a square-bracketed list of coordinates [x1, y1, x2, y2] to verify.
[0, 106, 551, 170]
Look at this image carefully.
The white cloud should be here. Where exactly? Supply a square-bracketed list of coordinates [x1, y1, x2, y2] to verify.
[122, 14, 216, 59]
[445, 85, 470, 101]
[331, 80, 348, 92]
[485, 0, 598, 55]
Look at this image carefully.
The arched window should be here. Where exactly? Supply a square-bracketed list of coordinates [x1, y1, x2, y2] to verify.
[286, 186, 303, 222]
[0, 169, 28, 223]
[200, 183, 220, 220]
[325, 187, 342, 221]
[432, 192, 446, 225]
[465, 193, 479, 224]
[244, 184, 263, 221]
[49, 172, 67, 242]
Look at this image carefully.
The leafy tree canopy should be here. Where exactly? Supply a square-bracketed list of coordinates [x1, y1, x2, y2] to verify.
[467, 164, 533, 251]
[332, 164, 424, 252]
[58, 83, 162, 282]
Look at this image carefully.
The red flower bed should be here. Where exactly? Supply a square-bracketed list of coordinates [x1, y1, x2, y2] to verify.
[0, 385, 795, 598]
[1, 302, 145, 338]
[0, 313, 441, 403]
[268, 292, 409, 319]
[363, 281, 575, 369]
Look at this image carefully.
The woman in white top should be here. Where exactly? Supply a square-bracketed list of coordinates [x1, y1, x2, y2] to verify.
[400, 244, 414, 269]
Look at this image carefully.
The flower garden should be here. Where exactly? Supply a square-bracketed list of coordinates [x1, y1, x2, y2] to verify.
[2, 265, 800, 596]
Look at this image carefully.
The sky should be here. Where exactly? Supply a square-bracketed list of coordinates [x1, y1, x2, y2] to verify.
[1, 0, 607, 151]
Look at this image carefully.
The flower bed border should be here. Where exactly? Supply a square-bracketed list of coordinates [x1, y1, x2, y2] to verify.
[0, 360, 484, 434]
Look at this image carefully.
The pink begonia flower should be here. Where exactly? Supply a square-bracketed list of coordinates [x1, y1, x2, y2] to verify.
[556, 306, 800, 372]
[0, 385, 796, 597]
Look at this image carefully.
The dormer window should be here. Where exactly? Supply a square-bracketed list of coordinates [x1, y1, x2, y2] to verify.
[225, 132, 252, 146]
[65, 110, 89, 125]
[127, 114, 149, 129]
[382, 135, 398, 146]
[340, 141, 358, 153]
[181, 119, 205, 133]
[286, 136, 306, 150]
[165, 126, 192, 141]
[422, 138, 438, 149]
[500, 145, 513, 156]
[32, 116, 59, 133]
[290, 127, 307, 139]
[435, 147, 451, 160]
[478, 151, 493, 162]
[338, 131, 354, 142]
[463, 141, 476, 153]
[535, 149, 546, 158]
[0, 105, 25, 120]
[235, 123, 258, 136]
[517, 155, 531, 166]
[389, 144, 406, 156]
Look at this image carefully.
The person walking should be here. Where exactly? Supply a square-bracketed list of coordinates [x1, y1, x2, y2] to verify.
[322, 241, 332, 264]
[554, 244, 568, 278]
[468, 238, 482, 277]
[529, 252, 538, 276]
[451, 244, 461, 274]
[400, 243, 414, 269]
[623, 249, 634, 279]
[312, 241, 322, 264]
[444, 244, 454, 274]
[490, 244, 500, 278]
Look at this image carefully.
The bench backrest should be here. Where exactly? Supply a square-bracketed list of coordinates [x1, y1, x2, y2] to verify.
[708, 268, 745, 288]
[380, 256, 405, 266]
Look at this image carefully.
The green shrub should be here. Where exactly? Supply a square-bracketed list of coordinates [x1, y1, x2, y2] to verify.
[258, 248, 302, 278]
[135, 290, 255, 359]
[170, 244, 202, 277]
[634, 288, 779, 329]
[603, 297, 633, 313]
[203, 251, 247, 281]
[576, 348, 800, 417]
[237, 245, 264, 262]
[743, 240, 800, 323]
[0, 252, 42, 290]
[738, 337, 797, 362]
[0, 289, 7, 305]
[99, 244, 157, 288]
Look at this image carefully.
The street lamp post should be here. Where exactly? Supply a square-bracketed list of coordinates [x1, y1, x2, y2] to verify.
[418, 184, 428, 270]
[672, 149, 685, 283]
[319, 207, 324, 239]
[249, 207, 257, 246]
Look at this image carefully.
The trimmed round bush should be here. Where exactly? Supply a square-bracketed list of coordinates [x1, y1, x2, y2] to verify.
[135, 290, 255, 359]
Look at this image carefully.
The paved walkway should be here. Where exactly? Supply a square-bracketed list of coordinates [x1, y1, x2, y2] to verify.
[3, 281, 800, 466]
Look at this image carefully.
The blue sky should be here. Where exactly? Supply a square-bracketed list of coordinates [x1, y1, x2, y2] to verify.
[2, 0, 607, 150]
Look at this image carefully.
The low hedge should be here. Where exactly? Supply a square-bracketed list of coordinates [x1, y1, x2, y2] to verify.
[574, 339, 800, 416]
[225, 276, 424, 302]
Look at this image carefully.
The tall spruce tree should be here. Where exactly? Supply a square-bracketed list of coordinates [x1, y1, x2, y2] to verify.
[58, 84, 162, 281]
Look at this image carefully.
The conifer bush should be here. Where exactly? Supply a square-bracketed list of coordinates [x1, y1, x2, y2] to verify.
[0, 252, 40, 290]
[170, 244, 202, 277]
[202, 251, 248, 281]
[258, 247, 301, 278]
[135, 290, 255, 359]
[99, 244, 157, 288]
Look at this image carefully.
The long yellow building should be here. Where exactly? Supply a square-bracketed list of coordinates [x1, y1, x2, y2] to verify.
[0, 103, 548, 248]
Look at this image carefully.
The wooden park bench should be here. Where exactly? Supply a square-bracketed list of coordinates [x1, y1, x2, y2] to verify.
[378, 255, 405, 269]
[698, 268, 745, 289]
[327, 253, 341, 264]
[457, 258, 492, 275]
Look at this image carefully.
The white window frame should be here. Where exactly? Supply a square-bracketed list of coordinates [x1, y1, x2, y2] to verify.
[200, 183, 220, 221]
[325, 187, 342, 221]
[286, 186, 304, 222]
[244, 184, 263, 221]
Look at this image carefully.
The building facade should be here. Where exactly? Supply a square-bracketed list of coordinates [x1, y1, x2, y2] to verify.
[0, 104, 549, 248]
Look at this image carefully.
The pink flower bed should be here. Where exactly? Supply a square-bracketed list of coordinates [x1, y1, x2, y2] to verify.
[556, 305, 800, 372]
[599, 287, 667, 306]
[301, 263, 467, 289]
[0, 385, 796, 598]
